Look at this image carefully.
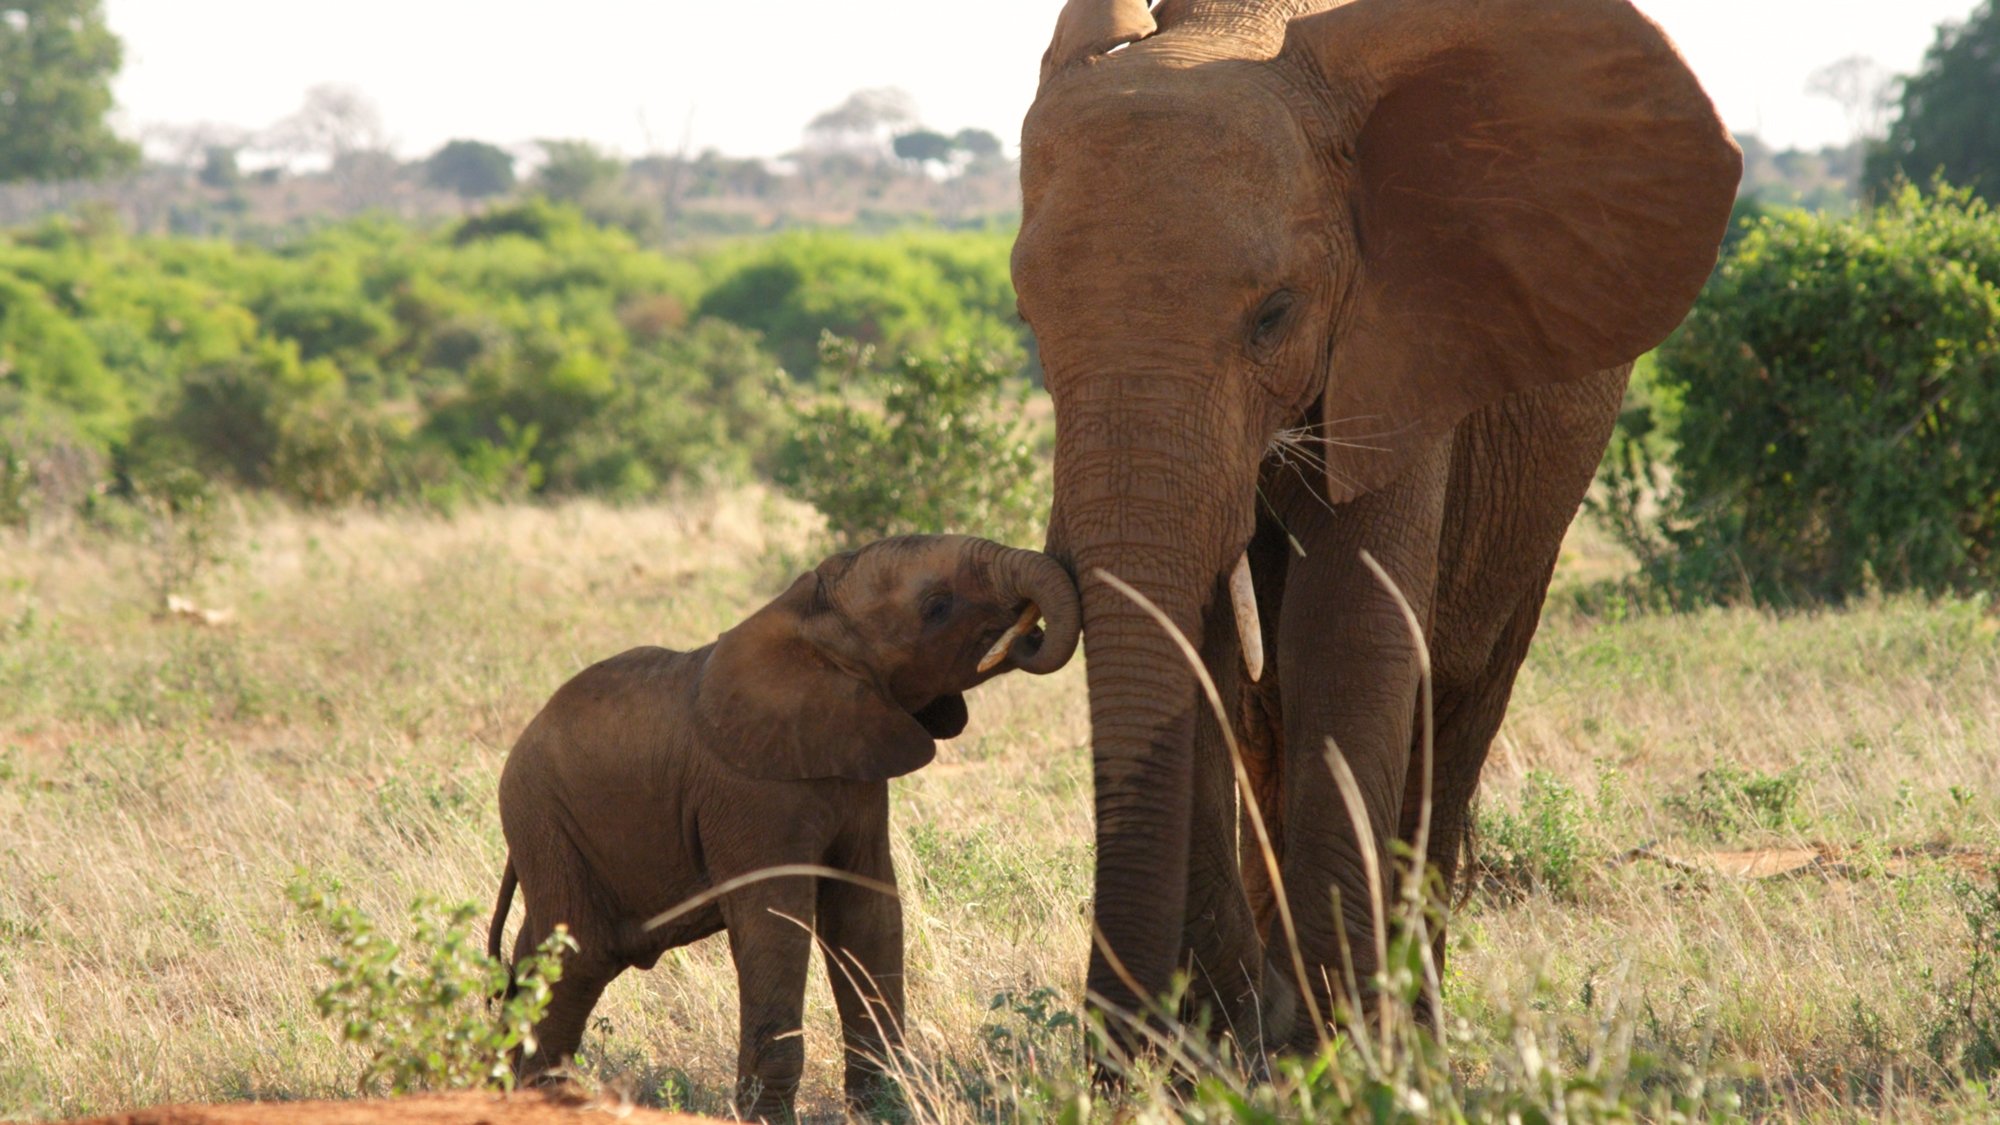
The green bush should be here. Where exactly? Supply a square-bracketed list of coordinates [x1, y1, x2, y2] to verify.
[0, 270, 128, 442]
[0, 207, 1035, 511]
[540, 318, 786, 495]
[776, 335, 1044, 547]
[1929, 874, 2000, 1081]
[1604, 184, 2000, 605]
[696, 230, 1021, 375]
[288, 879, 575, 1095]
[0, 440, 27, 529]
[121, 462, 233, 616]
[137, 344, 340, 487]
[0, 396, 104, 526]
[271, 400, 392, 508]
[257, 288, 395, 365]
[1474, 771, 1587, 898]
[1660, 765, 1803, 840]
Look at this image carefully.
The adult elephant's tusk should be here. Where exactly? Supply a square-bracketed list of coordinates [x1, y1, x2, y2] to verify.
[978, 603, 1043, 673]
[1231, 553, 1264, 683]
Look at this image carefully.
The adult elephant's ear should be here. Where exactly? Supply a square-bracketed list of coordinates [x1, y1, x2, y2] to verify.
[1040, 0, 1156, 88]
[1280, 0, 1740, 503]
[695, 574, 937, 781]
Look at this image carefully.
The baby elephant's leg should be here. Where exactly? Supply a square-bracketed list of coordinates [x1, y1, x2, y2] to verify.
[510, 907, 622, 1083]
[723, 875, 818, 1122]
[818, 837, 905, 1111]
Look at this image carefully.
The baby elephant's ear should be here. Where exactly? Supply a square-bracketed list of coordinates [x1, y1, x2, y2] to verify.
[695, 574, 937, 782]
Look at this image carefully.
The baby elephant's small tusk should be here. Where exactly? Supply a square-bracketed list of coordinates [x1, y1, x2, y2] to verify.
[1231, 552, 1264, 683]
[978, 603, 1043, 673]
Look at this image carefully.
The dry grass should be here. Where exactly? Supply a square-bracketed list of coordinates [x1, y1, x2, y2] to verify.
[1, 493, 1996, 1121]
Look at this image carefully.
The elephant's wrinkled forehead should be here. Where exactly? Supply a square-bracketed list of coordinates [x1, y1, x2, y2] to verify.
[1015, 64, 1323, 309]
[832, 535, 967, 607]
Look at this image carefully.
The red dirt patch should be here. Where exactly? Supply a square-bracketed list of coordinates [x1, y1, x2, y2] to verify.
[48, 1089, 714, 1125]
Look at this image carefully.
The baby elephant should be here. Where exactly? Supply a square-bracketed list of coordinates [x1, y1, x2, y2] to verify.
[485, 534, 1080, 1119]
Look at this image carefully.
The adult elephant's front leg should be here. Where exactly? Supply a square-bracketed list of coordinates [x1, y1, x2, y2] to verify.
[1268, 442, 1449, 1045]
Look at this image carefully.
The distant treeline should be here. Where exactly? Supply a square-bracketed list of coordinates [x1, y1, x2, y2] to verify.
[0, 200, 1022, 514]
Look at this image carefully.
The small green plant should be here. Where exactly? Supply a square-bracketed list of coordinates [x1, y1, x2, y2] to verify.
[776, 334, 1044, 547]
[453, 417, 546, 502]
[287, 878, 575, 1094]
[980, 987, 1081, 1066]
[1661, 765, 1802, 840]
[1475, 771, 1588, 898]
[0, 441, 29, 529]
[1928, 874, 2000, 1081]
[948, 987, 1084, 1119]
[126, 464, 233, 616]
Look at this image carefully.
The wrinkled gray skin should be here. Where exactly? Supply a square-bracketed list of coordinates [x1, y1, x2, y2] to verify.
[1014, 0, 1740, 1053]
[486, 534, 1079, 1120]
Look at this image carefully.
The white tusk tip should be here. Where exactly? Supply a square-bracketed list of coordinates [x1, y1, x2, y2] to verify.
[977, 603, 1042, 674]
[1230, 553, 1265, 684]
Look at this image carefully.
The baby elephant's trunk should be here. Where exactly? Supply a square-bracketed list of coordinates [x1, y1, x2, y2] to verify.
[985, 545, 1082, 675]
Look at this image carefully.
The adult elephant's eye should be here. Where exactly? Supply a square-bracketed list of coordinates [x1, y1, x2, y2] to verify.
[1249, 290, 1295, 353]
[921, 591, 953, 624]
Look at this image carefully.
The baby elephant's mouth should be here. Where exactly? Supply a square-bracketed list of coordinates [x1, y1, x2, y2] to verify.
[910, 692, 969, 739]
[976, 603, 1046, 674]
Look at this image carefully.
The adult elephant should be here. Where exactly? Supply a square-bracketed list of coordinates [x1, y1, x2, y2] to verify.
[1012, 0, 1739, 1047]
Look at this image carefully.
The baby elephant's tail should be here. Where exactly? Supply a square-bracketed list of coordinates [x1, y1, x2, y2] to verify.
[487, 856, 517, 980]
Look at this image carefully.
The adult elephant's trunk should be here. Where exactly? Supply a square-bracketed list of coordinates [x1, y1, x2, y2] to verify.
[1067, 540, 1210, 1025]
[981, 544, 1082, 675]
[1044, 382, 1260, 1028]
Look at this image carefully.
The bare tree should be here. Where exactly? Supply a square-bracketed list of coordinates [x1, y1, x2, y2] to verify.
[265, 84, 389, 170]
[803, 88, 919, 155]
[1807, 55, 1895, 143]
[257, 84, 401, 207]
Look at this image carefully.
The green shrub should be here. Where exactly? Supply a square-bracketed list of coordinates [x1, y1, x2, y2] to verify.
[1607, 184, 2000, 606]
[287, 879, 575, 1095]
[0, 395, 107, 524]
[776, 335, 1044, 547]
[542, 318, 786, 495]
[1474, 771, 1587, 898]
[1661, 765, 1803, 840]
[257, 288, 395, 365]
[271, 401, 392, 508]
[121, 463, 233, 616]
[696, 230, 1021, 375]
[949, 988, 1081, 1118]
[453, 199, 576, 246]
[0, 441, 26, 529]
[0, 270, 128, 442]
[0, 208, 1030, 510]
[1929, 874, 2000, 1081]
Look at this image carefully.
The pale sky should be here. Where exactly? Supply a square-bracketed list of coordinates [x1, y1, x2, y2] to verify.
[105, 1, 1983, 162]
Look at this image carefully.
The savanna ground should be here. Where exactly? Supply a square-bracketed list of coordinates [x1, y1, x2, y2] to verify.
[1, 489, 1997, 1121]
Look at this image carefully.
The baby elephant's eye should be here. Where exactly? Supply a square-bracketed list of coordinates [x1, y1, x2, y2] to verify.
[920, 591, 954, 624]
